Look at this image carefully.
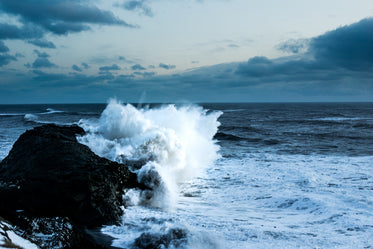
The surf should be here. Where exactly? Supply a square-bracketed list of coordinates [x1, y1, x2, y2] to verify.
[78, 99, 222, 209]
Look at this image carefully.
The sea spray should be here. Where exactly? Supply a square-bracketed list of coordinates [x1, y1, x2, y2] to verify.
[78, 99, 222, 209]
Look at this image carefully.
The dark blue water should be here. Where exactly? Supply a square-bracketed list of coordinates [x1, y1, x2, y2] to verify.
[208, 103, 373, 157]
[0, 102, 372, 248]
[1, 103, 373, 159]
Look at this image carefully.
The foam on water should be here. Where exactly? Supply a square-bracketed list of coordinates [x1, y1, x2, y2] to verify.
[43, 108, 64, 114]
[0, 113, 25, 116]
[78, 99, 222, 209]
[24, 114, 54, 125]
[77, 100, 224, 248]
[101, 206, 224, 249]
[98, 150, 373, 248]
[24, 113, 39, 122]
[176, 152, 373, 249]
[1, 103, 373, 248]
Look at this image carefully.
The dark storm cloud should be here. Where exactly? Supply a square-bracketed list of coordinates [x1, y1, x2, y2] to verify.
[99, 64, 121, 71]
[2, 17, 373, 103]
[118, 0, 153, 17]
[0, 23, 44, 39]
[133, 71, 155, 77]
[237, 18, 373, 83]
[0, 53, 16, 66]
[0, 41, 9, 53]
[29, 70, 117, 87]
[309, 17, 373, 70]
[97, 72, 116, 81]
[31, 50, 56, 68]
[32, 57, 56, 68]
[28, 39, 56, 49]
[159, 63, 176, 70]
[235, 55, 336, 81]
[131, 64, 146, 70]
[0, 40, 17, 67]
[72, 64, 82, 72]
[0, 0, 137, 38]
[31, 69, 66, 82]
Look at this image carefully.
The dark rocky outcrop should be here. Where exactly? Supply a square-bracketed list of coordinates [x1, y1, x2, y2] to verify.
[133, 228, 188, 249]
[0, 124, 144, 248]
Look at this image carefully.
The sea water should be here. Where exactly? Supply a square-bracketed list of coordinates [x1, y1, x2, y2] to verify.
[0, 102, 372, 248]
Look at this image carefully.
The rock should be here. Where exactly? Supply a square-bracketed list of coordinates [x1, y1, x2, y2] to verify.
[0, 217, 39, 249]
[0, 124, 144, 248]
[0, 216, 118, 249]
[133, 228, 188, 249]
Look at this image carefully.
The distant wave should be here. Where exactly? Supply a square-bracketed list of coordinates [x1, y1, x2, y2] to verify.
[1, 108, 65, 118]
[24, 114, 39, 122]
[0, 113, 25, 117]
[314, 117, 371, 122]
[221, 109, 246, 113]
[40, 108, 65, 115]
[23, 114, 52, 124]
[40, 108, 100, 116]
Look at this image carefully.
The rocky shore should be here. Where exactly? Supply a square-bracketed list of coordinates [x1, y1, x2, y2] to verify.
[0, 124, 144, 248]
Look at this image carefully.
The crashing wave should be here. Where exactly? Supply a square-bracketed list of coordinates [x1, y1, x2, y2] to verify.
[78, 99, 222, 209]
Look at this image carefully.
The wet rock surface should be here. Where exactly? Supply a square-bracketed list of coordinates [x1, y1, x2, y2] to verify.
[133, 228, 188, 249]
[0, 124, 143, 248]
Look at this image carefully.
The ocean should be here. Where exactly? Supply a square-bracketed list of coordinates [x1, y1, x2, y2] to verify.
[0, 101, 372, 248]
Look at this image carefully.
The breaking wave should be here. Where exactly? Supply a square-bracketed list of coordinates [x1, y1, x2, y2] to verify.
[78, 99, 222, 209]
[41, 108, 64, 115]
[23, 114, 53, 125]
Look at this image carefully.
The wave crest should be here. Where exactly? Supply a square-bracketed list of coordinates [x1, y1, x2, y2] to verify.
[78, 99, 222, 209]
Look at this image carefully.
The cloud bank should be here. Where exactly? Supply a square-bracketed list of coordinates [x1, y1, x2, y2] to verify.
[0, 17, 373, 103]
[237, 18, 373, 81]
[0, 0, 136, 36]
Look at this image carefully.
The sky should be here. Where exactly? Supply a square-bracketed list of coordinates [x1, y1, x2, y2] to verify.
[0, 0, 373, 103]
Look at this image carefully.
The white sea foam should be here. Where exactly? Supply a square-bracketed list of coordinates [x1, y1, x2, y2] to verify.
[101, 206, 224, 249]
[21, 109, 63, 122]
[24, 113, 40, 122]
[78, 99, 222, 209]
[315, 117, 371, 121]
[42, 108, 64, 114]
[0, 113, 25, 116]
[0, 221, 39, 249]
[24, 114, 51, 124]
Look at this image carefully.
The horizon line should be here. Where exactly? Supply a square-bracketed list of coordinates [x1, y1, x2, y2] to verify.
[0, 101, 373, 105]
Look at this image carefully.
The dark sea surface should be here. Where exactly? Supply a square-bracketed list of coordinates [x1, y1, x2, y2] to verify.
[0, 102, 372, 248]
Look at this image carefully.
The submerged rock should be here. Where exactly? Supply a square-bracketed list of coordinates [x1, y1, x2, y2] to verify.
[0, 124, 144, 248]
[133, 228, 188, 249]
